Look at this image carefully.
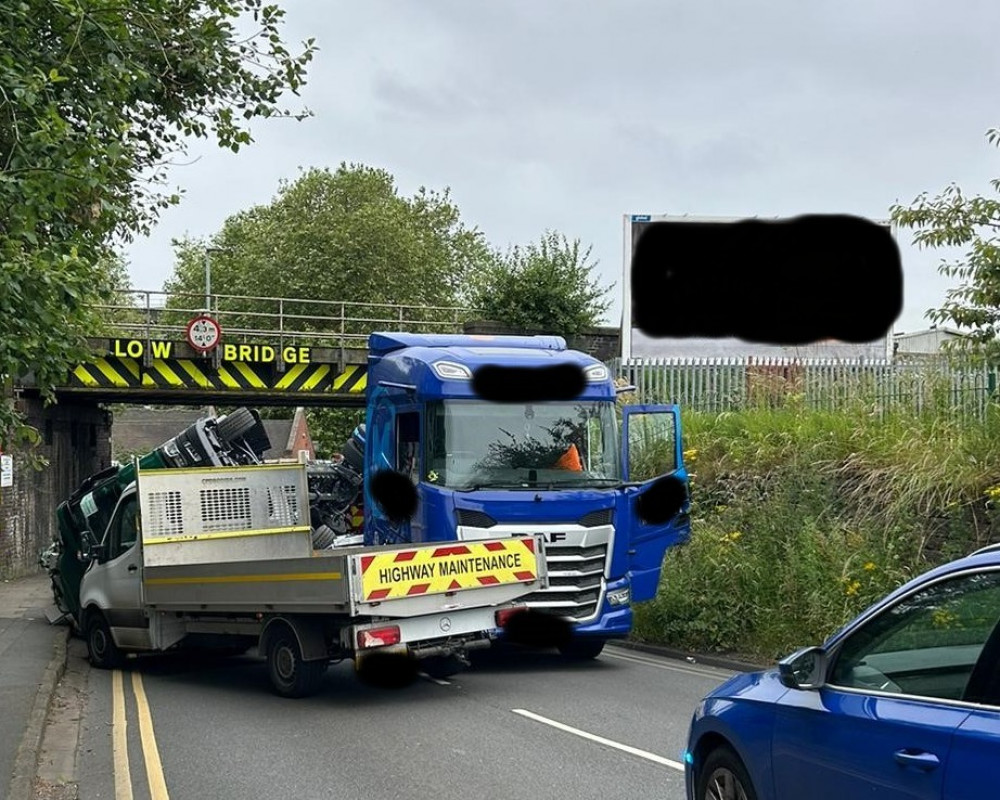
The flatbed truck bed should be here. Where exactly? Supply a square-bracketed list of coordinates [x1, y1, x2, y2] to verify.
[78, 462, 547, 696]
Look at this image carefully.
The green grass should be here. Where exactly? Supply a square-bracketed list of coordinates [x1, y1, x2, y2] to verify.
[630, 397, 1000, 664]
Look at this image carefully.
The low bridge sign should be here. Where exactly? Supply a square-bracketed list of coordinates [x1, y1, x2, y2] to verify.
[55, 337, 370, 406]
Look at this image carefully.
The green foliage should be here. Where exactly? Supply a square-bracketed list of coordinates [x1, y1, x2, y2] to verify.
[163, 164, 495, 344]
[305, 407, 366, 459]
[464, 230, 613, 336]
[0, 0, 315, 446]
[890, 126, 1000, 361]
[630, 399, 1000, 663]
[474, 415, 584, 471]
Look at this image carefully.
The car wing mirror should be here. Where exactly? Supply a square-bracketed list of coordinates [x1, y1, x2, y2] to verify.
[778, 645, 828, 690]
[87, 542, 107, 563]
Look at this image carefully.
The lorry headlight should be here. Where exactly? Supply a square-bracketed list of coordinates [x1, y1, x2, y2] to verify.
[607, 587, 630, 606]
[431, 361, 473, 380]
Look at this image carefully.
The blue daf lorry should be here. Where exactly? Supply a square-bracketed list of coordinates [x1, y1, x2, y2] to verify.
[357, 332, 692, 659]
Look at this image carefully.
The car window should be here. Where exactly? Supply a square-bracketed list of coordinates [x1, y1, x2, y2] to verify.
[828, 569, 1000, 702]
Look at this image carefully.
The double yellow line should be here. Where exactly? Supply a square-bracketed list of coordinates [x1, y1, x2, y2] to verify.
[112, 670, 170, 799]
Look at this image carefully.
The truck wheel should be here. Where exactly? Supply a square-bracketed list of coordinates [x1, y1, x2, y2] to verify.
[420, 654, 466, 679]
[311, 525, 338, 550]
[558, 638, 606, 660]
[266, 629, 327, 698]
[216, 408, 257, 444]
[86, 613, 125, 669]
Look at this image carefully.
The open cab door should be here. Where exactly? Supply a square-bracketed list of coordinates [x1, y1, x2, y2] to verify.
[621, 404, 691, 603]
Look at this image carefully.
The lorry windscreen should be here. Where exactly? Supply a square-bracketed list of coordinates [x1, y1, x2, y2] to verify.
[425, 400, 622, 490]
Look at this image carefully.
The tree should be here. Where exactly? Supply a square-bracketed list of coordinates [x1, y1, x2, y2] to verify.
[463, 230, 613, 336]
[890, 127, 1000, 362]
[163, 163, 497, 451]
[163, 163, 496, 341]
[0, 0, 315, 446]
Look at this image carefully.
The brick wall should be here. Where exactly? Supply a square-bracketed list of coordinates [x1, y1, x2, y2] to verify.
[0, 397, 112, 579]
[288, 406, 316, 459]
[462, 320, 621, 362]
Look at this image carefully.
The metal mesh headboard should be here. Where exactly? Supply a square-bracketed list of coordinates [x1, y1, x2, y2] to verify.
[138, 463, 309, 543]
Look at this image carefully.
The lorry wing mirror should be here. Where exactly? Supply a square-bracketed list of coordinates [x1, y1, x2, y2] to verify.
[87, 542, 107, 562]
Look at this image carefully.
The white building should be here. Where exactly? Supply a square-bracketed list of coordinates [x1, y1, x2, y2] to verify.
[892, 326, 972, 358]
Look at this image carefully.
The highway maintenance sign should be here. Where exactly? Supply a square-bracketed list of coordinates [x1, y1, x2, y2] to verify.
[359, 538, 539, 602]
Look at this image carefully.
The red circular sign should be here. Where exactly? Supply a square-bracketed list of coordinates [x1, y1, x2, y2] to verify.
[186, 315, 222, 353]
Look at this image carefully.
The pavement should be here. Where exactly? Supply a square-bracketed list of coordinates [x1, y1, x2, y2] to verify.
[0, 572, 73, 800]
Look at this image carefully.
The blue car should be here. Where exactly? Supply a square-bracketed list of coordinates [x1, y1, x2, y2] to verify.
[683, 544, 1000, 800]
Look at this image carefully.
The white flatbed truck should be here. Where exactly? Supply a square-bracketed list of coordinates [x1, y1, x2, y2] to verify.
[80, 461, 547, 697]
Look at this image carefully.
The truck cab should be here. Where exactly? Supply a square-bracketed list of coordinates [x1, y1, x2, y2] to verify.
[78, 483, 150, 660]
[361, 332, 691, 658]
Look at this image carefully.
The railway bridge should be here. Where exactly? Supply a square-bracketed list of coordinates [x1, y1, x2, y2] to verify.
[2, 290, 476, 578]
[20, 290, 476, 407]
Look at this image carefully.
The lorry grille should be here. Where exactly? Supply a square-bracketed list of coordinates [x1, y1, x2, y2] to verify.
[521, 541, 609, 622]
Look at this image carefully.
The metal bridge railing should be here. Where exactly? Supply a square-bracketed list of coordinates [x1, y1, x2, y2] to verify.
[97, 290, 481, 351]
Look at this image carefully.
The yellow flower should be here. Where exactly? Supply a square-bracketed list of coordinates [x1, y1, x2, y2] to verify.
[683, 448, 698, 461]
[863, 562, 876, 572]
[932, 608, 957, 628]
[845, 580, 861, 596]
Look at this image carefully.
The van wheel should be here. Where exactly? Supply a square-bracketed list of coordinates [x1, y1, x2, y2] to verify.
[86, 614, 125, 669]
[266, 628, 327, 698]
[558, 638, 606, 660]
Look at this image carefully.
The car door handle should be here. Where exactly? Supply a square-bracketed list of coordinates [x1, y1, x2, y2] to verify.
[127, 564, 138, 572]
[893, 749, 940, 771]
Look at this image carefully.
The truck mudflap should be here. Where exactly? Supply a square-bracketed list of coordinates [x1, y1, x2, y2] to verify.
[348, 535, 548, 618]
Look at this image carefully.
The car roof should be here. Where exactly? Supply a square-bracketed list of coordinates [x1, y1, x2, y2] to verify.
[885, 546, 1000, 600]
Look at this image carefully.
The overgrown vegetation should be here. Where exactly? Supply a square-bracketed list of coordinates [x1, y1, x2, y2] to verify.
[630, 381, 1000, 665]
[1, 0, 315, 445]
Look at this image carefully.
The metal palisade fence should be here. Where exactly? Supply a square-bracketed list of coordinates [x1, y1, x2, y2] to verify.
[610, 356, 1000, 419]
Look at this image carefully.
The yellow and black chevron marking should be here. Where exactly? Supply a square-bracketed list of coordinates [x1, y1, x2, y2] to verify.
[71, 357, 142, 388]
[68, 358, 368, 394]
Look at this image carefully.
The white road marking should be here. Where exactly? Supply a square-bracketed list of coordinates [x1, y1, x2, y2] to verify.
[418, 672, 452, 686]
[512, 708, 685, 771]
[603, 648, 738, 679]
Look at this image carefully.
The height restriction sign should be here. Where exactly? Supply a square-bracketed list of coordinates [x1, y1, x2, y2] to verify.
[186, 315, 222, 353]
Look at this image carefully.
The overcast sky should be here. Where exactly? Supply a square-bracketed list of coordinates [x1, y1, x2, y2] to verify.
[121, 0, 1000, 342]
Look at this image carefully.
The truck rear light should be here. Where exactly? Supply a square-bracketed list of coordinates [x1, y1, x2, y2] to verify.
[357, 626, 401, 649]
[496, 606, 526, 628]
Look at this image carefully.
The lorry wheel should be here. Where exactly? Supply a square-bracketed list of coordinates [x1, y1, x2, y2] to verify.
[86, 613, 126, 669]
[216, 408, 257, 444]
[311, 525, 338, 550]
[266, 629, 327, 698]
[558, 638, 606, 660]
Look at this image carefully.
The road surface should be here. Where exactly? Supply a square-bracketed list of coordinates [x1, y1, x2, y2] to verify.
[73, 642, 739, 800]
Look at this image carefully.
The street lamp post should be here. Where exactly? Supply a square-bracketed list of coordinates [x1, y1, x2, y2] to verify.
[203, 246, 231, 316]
